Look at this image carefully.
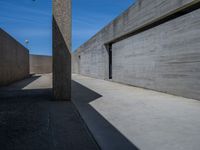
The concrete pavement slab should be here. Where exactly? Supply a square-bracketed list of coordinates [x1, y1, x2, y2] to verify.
[0, 74, 99, 150]
[72, 74, 200, 150]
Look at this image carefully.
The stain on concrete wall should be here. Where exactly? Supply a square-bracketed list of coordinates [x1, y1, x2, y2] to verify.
[30, 55, 52, 74]
[72, 0, 200, 100]
[0, 28, 29, 86]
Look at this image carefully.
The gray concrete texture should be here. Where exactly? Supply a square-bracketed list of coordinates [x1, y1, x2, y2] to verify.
[0, 28, 29, 86]
[53, 0, 71, 100]
[30, 54, 52, 74]
[72, 74, 200, 150]
[112, 8, 200, 100]
[72, 0, 200, 100]
[0, 74, 99, 150]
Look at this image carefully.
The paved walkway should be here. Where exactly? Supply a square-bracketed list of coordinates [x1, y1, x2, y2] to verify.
[0, 74, 99, 150]
[1, 74, 200, 150]
[72, 74, 200, 150]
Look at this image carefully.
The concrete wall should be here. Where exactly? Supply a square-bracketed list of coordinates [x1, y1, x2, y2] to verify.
[72, 0, 200, 100]
[72, 54, 79, 74]
[0, 28, 29, 86]
[53, 0, 71, 100]
[112, 8, 200, 100]
[30, 55, 52, 74]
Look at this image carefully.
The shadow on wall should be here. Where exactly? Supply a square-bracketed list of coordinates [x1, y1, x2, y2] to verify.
[72, 80, 139, 150]
[52, 16, 71, 100]
[0, 28, 29, 87]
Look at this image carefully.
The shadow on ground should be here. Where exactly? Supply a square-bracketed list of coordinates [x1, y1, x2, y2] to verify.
[0, 75, 41, 90]
[72, 80, 139, 150]
[0, 76, 99, 150]
[0, 75, 51, 99]
[0, 75, 139, 150]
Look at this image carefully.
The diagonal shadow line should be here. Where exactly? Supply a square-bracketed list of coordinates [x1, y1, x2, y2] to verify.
[72, 80, 140, 150]
[52, 16, 71, 55]
[0, 75, 41, 91]
[0, 75, 52, 99]
[52, 16, 71, 99]
[0, 85, 99, 150]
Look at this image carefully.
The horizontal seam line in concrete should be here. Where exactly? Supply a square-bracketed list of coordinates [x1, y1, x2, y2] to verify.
[105, 0, 200, 45]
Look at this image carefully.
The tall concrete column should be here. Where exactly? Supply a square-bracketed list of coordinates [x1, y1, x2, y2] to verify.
[53, 0, 71, 100]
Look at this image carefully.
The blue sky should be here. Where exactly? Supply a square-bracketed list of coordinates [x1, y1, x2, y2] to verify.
[0, 0, 134, 55]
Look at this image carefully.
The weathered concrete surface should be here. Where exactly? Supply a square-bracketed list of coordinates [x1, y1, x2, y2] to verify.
[72, 54, 80, 74]
[72, 0, 200, 100]
[53, 0, 71, 100]
[0, 28, 29, 86]
[30, 54, 52, 74]
[73, 0, 197, 78]
[0, 74, 99, 150]
[112, 8, 200, 100]
[72, 74, 200, 150]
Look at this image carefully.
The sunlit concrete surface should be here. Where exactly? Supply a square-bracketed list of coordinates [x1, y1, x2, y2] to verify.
[72, 74, 200, 150]
[1, 74, 199, 150]
[22, 74, 53, 90]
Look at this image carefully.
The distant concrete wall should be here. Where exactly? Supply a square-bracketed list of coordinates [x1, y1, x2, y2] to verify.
[0, 28, 29, 86]
[72, 54, 80, 74]
[30, 55, 52, 74]
[72, 0, 200, 100]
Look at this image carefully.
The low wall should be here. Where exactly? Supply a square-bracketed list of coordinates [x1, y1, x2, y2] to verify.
[30, 55, 52, 74]
[72, 0, 200, 100]
[0, 28, 29, 86]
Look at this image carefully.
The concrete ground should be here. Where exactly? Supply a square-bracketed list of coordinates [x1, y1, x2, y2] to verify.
[72, 74, 200, 150]
[0, 74, 99, 150]
[1, 73, 200, 150]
